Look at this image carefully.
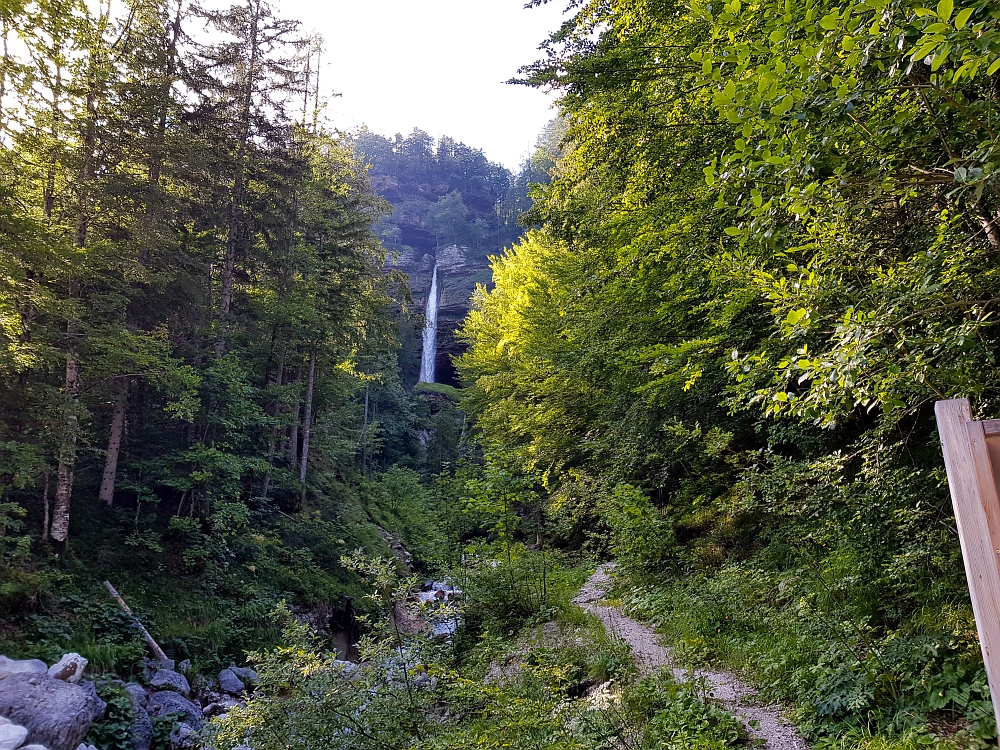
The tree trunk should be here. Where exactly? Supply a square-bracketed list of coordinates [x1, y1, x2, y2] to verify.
[287, 361, 303, 467]
[44, 65, 62, 218]
[262, 355, 284, 499]
[976, 208, 1000, 250]
[99, 380, 128, 506]
[50, 343, 80, 546]
[0, 19, 9, 127]
[51, 35, 99, 547]
[149, 0, 182, 188]
[361, 385, 369, 477]
[299, 349, 316, 490]
[142, 0, 183, 265]
[41, 473, 50, 542]
[216, 0, 262, 358]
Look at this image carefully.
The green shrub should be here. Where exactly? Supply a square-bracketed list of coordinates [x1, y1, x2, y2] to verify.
[619, 563, 995, 743]
[85, 682, 134, 750]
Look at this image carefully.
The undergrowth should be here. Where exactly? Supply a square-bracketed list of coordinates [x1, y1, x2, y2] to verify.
[211, 548, 749, 750]
[617, 564, 993, 749]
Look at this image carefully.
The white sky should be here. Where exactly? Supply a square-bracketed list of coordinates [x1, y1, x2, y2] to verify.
[277, 0, 568, 170]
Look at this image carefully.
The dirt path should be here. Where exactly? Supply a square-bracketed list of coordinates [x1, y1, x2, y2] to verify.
[573, 566, 809, 750]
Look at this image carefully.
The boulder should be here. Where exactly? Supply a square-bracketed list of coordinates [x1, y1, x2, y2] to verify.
[123, 683, 147, 709]
[0, 657, 47, 678]
[143, 659, 173, 682]
[0, 673, 105, 750]
[0, 724, 28, 750]
[78, 684, 104, 721]
[228, 667, 257, 686]
[149, 670, 189, 696]
[216, 669, 244, 695]
[201, 697, 239, 718]
[176, 660, 191, 675]
[123, 683, 151, 750]
[0, 720, 7, 726]
[147, 692, 201, 728]
[129, 708, 152, 750]
[46, 655, 86, 684]
[20, 745, 48, 750]
[167, 723, 197, 750]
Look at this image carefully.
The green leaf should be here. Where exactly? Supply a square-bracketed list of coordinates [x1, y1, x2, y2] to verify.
[819, 12, 840, 30]
[954, 7, 974, 29]
[911, 40, 940, 61]
[785, 308, 808, 325]
[988, 57, 1000, 75]
[930, 43, 952, 70]
[937, 0, 953, 21]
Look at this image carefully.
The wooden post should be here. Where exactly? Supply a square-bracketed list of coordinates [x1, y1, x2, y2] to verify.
[935, 399, 1000, 736]
[103, 580, 170, 663]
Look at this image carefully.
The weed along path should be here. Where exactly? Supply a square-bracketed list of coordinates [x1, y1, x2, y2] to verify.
[574, 566, 810, 750]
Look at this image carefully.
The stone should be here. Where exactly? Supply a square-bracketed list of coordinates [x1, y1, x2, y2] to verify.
[167, 723, 197, 750]
[435, 244, 468, 272]
[123, 683, 147, 709]
[147, 692, 201, 728]
[149, 670, 189, 696]
[216, 669, 243, 696]
[143, 659, 173, 682]
[78, 684, 105, 722]
[0, 720, 8, 726]
[176, 660, 191, 675]
[20, 745, 48, 750]
[227, 667, 257, 686]
[0, 658, 47, 678]
[123, 683, 151, 750]
[200, 704, 221, 718]
[129, 709, 152, 750]
[46, 655, 87, 684]
[201, 697, 238, 718]
[0, 724, 28, 750]
[0, 673, 105, 750]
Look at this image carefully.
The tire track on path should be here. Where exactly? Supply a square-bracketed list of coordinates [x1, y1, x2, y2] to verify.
[573, 565, 810, 750]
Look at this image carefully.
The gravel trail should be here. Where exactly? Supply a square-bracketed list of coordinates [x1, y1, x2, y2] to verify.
[573, 566, 809, 750]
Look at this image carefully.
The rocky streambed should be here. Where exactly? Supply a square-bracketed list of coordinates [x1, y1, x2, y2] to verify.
[0, 654, 257, 750]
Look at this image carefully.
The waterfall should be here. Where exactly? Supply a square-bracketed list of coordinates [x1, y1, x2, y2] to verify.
[418, 262, 439, 383]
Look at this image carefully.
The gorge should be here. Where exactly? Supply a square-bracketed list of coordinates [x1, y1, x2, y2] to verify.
[2, 2, 1000, 750]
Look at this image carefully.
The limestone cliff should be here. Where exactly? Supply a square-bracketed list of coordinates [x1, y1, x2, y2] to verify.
[385, 244, 492, 387]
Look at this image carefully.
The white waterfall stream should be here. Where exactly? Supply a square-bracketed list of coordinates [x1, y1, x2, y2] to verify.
[418, 262, 439, 383]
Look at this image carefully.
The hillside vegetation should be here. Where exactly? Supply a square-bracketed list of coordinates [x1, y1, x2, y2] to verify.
[3, 0, 1000, 749]
[458, 0, 1000, 746]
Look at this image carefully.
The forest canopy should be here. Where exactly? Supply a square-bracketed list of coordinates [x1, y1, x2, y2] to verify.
[457, 0, 1000, 741]
[4, 0, 1000, 748]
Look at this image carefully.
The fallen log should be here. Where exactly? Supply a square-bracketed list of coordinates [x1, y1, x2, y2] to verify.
[103, 580, 170, 663]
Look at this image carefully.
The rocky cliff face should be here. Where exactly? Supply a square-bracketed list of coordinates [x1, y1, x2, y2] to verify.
[385, 245, 492, 387]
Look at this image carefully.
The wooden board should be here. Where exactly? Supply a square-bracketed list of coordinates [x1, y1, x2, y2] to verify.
[935, 399, 1000, 739]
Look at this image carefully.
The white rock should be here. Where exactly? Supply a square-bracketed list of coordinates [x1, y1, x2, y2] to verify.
[0, 724, 28, 750]
[0, 720, 8, 726]
[21, 745, 49, 750]
[0, 657, 47, 678]
[47, 654, 87, 684]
